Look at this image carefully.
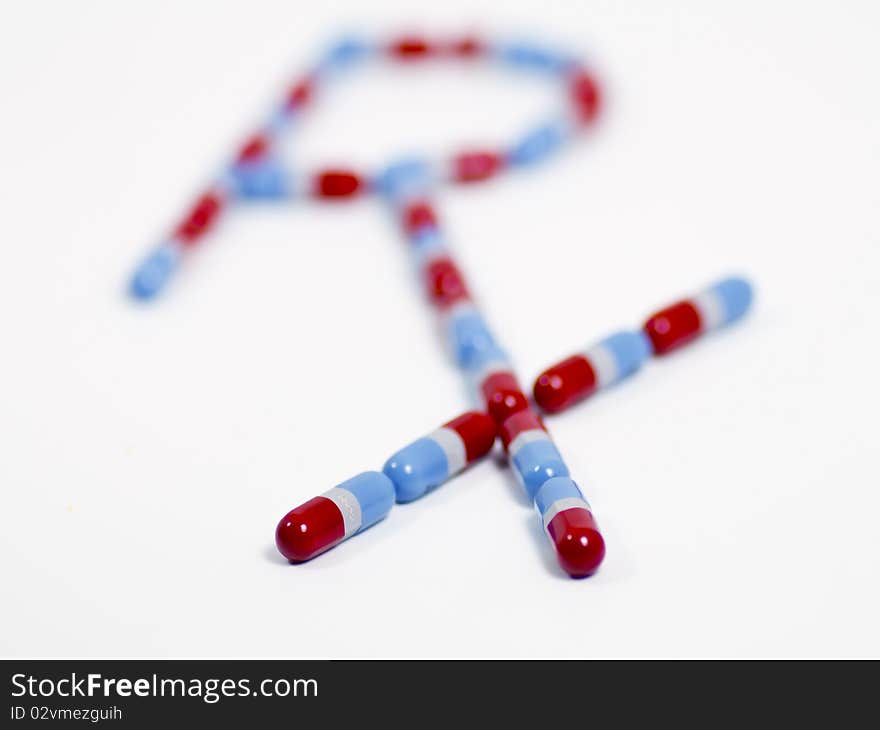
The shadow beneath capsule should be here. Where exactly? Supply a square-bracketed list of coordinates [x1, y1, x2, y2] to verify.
[492, 448, 533, 509]
[263, 544, 291, 566]
[523, 511, 572, 581]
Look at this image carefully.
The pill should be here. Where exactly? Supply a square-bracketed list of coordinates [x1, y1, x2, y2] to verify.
[228, 158, 291, 200]
[570, 70, 601, 124]
[452, 150, 504, 183]
[129, 242, 182, 301]
[473, 356, 530, 425]
[312, 169, 365, 198]
[499, 409, 569, 501]
[533, 330, 652, 413]
[383, 411, 497, 502]
[174, 190, 227, 245]
[275, 471, 395, 562]
[535, 476, 605, 577]
[643, 277, 753, 355]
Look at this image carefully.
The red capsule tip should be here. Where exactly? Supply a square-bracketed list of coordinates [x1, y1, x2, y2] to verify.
[236, 133, 270, 164]
[533, 355, 597, 414]
[447, 36, 484, 58]
[174, 191, 225, 245]
[481, 372, 529, 425]
[452, 151, 504, 183]
[643, 301, 701, 355]
[402, 200, 438, 234]
[388, 36, 434, 59]
[312, 170, 364, 198]
[443, 411, 497, 462]
[570, 71, 602, 124]
[285, 78, 312, 110]
[424, 257, 471, 309]
[547, 509, 605, 578]
[275, 497, 345, 562]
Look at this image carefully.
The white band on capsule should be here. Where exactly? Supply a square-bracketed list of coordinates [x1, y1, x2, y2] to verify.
[691, 289, 725, 330]
[582, 342, 617, 388]
[322, 487, 363, 537]
[508, 428, 551, 458]
[541, 497, 591, 532]
[429, 427, 468, 475]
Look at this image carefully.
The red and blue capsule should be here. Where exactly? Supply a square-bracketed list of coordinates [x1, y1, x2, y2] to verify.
[533, 330, 652, 413]
[275, 471, 395, 562]
[499, 409, 569, 501]
[643, 277, 753, 355]
[535, 476, 605, 577]
[383, 411, 497, 502]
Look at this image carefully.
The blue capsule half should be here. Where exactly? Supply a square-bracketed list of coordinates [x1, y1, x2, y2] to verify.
[129, 242, 181, 301]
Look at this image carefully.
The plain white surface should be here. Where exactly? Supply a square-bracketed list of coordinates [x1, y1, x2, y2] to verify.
[2, 0, 879, 658]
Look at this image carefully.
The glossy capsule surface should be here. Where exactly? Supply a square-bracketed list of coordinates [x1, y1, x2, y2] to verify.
[500, 409, 569, 501]
[644, 277, 753, 355]
[533, 330, 652, 413]
[383, 411, 497, 502]
[535, 477, 605, 577]
[275, 471, 395, 562]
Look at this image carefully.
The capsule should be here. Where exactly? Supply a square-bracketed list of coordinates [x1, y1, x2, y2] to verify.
[275, 471, 395, 562]
[227, 158, 291, 200]
[401, 199, 438, 235]
[570, 70, 601, 124]
[443, 303, 499, 369]
[174, 189, 227, 245]
[423, 257, 471, 310]
[452, 150, 504, 183]
[643, 277, 753, 355]
[236, 132, 271, 164]
[499, 409, 569, 501]
[475, 359, 530, 425]
[311, 169, 364, 198]
[496, 43, 577, 75]
[507, 121, 570, 167]
[387, 35, 435, 59]
[284, 77, 313, 111]
[535, 477, 605, 577]
[375, 158, 434, 203]
[129, 241, 182, 300]
[533, 330, 652, 413]
[383, 411, 497, 502]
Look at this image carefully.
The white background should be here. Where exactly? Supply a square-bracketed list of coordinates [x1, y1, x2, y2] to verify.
[1, 0, 878, 658]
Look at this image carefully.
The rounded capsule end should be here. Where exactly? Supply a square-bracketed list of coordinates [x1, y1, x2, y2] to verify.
[547, 508, 606, 578]
[532, 355, 594, 413]
[275, 497, 345, 563]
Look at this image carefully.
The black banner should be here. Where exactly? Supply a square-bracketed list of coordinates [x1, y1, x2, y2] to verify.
[3, 659, 876, 726]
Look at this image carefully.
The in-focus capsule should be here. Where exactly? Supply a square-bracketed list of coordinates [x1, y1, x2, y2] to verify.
[643, 277, 753, 355]
[535, 476, 605, 577]
[383, 411, 497, 502]
[499, 409, 569, 501]
[533, 330, 652, 413]
[275, 471, 395, 562]
[474, 359, 530, 425]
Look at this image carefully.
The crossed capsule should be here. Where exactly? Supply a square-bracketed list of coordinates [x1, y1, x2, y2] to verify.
[128, 32, 753, 577]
